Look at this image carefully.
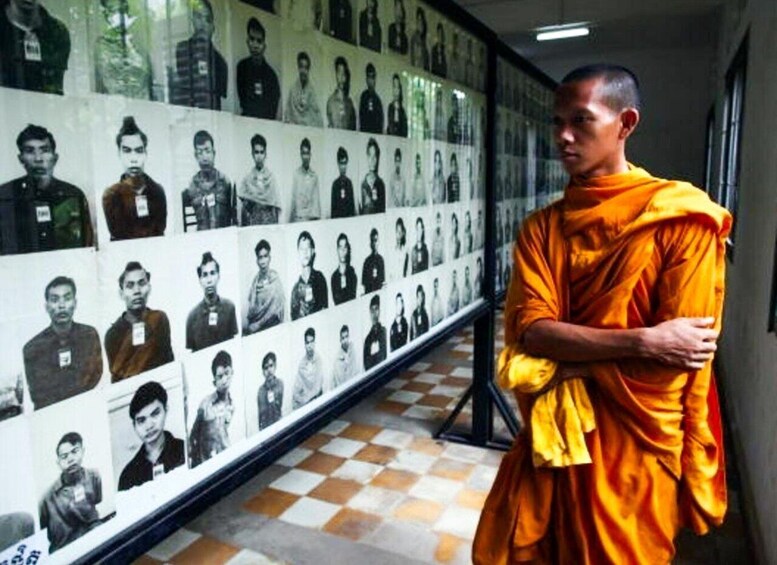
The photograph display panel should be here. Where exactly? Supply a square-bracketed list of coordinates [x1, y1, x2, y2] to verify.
[0, 0, 488, 561]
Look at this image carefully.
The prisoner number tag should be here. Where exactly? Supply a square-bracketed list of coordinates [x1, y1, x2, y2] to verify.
[416, 314, 422, 326]
[370, 340, 379, 355]
[267, 390, 275, 403]
[24, 33, 42, 62]
[132, 322, 146, 346]
[372, 268, 377, 279]
[340, 188, 345, 200]
[153, 463, 165, 479]
[197, 60, 208, 76]
[135, 195, 149, 217]
[206, 193, 216, 207]
[36, 205, 51, 223]
[340, 274, 346, 289]
[58, 349, 72, 369]
[72, 485, 85, 503]
[254, 81, 263, 96]
[305, 285, 313, 302]
[209, 311, 218, 326]
[371, 187, 378, 201]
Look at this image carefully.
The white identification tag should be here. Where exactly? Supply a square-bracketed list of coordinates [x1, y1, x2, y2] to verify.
[370, 340, 379, 355]
[340, 274, 346, 288]
[132, 322, 146, 346]
[371, 188, 378, 200]
[305, 285, 313, 302]
[205, 193, 216, 207]
[135, 195, 149, 217]
[36, 205, 51, 223]
[267, 390, 275, 403]
[58, 349, 72, 369]
[340, 188, 346, 199]
[416, 314, 421, 326]
[372, 267, 377, 279]
[208, 311, 218, 326]
[152, 463, 165, 479]
[24, 33, 42, 62]
[72, 485, 85, 503]
[340, 8, 345, 17]
[254, 82, 263, 96]
[197, 60, 208, 75]
[368, 22, 374, 37]
[368, 101, 374, 112]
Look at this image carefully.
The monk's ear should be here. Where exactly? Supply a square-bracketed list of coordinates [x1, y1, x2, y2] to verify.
[619, 108, 640, 140]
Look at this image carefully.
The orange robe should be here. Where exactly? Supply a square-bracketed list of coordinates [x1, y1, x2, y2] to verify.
[473, 166, 731, 564]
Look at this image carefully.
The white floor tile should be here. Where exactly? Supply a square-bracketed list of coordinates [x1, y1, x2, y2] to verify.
[442, 443, 488, 464]
[410, 361, 432, 372]
[346, 485, 406, 516]
[467, 464, 499, 491]
[226, 548, 285, 565]
[402, 405, 443, 421]
[320, 419, 351, 436]
[319, 437, 367, 458]
[269, 469, 326, 495]
[279, 497, 340, 528]
[433, 507, 482, 540]
[414, 372, 445, 384]
[429, 384, 466, 397]
[450, 367, 472, 378]
[387, 390, 425, 404]
[408, 475, 462, 504]
[453, 343, 474, 352]
[387, 450, 438, 474]
[448, 335, 466, 344]
[331, 460, 383, 484]
[147, 528, 201, 561]
[383, 379, 405, 390]
[276, 447, 314, 468]
[371, 429, 414, 449]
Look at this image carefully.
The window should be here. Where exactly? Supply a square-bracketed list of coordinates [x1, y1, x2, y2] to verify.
[717, 35, 748, 248]
[770, 230, 777, 334]
[703, 107, 715, 194]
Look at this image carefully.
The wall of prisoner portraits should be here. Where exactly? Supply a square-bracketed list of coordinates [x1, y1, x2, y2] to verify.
[0, 0, 560, 562]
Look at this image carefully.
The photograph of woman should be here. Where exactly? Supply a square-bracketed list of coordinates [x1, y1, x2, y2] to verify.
[391, 217, 409, 279]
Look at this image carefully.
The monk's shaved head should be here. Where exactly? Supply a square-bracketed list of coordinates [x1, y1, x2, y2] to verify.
[561, 64, 641, 113]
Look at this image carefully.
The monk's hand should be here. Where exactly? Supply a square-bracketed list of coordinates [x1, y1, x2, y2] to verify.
[537, 362, 591, 395]
[642, 317, 718, 371]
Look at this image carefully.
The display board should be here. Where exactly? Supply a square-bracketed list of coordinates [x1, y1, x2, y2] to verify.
[492, 55, 564, 295]
[0, 0, 488, 562]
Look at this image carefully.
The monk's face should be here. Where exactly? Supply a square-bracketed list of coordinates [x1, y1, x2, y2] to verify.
[553, 77, 627, 179]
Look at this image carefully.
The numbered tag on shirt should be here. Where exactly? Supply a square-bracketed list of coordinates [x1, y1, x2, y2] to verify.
[132, 322, 146, 346]
[304, 285, 313, 302]
[340, 188, 346, 200]
[197, 60, 208, 76]
[36, 205, 51, 223]
[371, 187, 378, 201]
[205, 193, 216, 207]
[254, 82, 264, 96]
[416, 314, 422, 326]
[135, 195, 149, 218]
[153, 463, 165, 479]
[340, 274, 346, 289]
[370, 340, 379, 355]
[368, 22, 374, 37]
[24, 33, 42, 62]
[368, 101, 374, 112]
[372, 267, 378, 279]
[208, 311, 218, 326]
[267, 390, 275, 403]
[58, 348, 72, 369]
[72, 484, 86, 503]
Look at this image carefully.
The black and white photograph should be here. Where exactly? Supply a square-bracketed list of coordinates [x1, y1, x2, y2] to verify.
[327, 0, 356, 44]
[328, 300, 362, 390]
[289, 314, 330, 410]
[358, 0, 382, 53]
[448, 208, 462, 261]
[239, 226, 287, 335]
[329, 224, 360, 305]
[408, 273, 431, 342]
[31, 391, 116, 555]
[323, 130, 362, 219]
[0, 89, 95, 255]
[0, 417, 37, 554]
[284, 127, 326, 222]
[407, 148, 428, 207]
[0, 324, 24, 423]
[322, 40, 359, 130]
[386, 139, 410, 207]
[386, 0, 409, 58]
[410, 210, 431, 275]
[230, 3, 283, 120]
[387, 211, 411, 281]
[243, 323, 291, 435]
[360, 226, 387, 294]
[97, 238, 178, 384]
[386, 70, 409, 138]
[358, 136, 386, 214]
[108, 367, 186, 493]
[409, 4, 429, 72]
[407, 75, 431, 140]
[357, 60, 385, 134]
[91, 99, 175, 244]
[287, 226, 330, 320]
[233, 116, 284, 225]
[446, 148, 461, 203]
[430, 145, 446, 204]
[431, 85, 447, 142]
[361, 290, 387, 371]
[183, 340, 246, 469]
[430, 208, 446, 267]
[286, 0, 324, 31]
[430, 17, 448, 79]
[281, 33, 326, 127]
[387, 280, 412, 354]
[429, 272, 445, 327]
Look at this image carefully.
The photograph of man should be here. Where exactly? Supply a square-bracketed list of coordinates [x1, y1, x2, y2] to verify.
[387, 0, 407, 55]
[462, 265, 472, 306]
[105, 262, 174, 382]
[257, 352, 283, 430]
[182, 130, 235, 231]
[463, 211, 473, 253]
[361, 228, 385, 293]
[411, 88, 431, 139]
[103, 116, 167, 241]
[118, 381, 185, 490]
[285, 51, 324, 127]
[185, 252, 237, 352]
[292, 327, 324, 409]
[189, 350, 235, 467]
[236, 17, 280, 120]
[386, 73, 408, 137]
[359, 63, 384, 134]
[474, 257, 482, 297]
[94, 0, 152, 100]
[431, 211, 445, 266]
[430, 276, 443, 325]
[449, 32, 461, 84]
[475, 209, 484, 249]
[332, 324, 358, 388]
[447, 152, 460, 203]
[363, 295, 386, 370]
[0, 124, 93, 255]
[409, 284, 428, 339]
[388, 148, 406, 207]
[0, 0, 70, 95]
[287, 0, 322, 30]
[409, 153, 426, 207]
[23, 276, 102, 411]
[171, 0, 227, 110]
[431, 149, 446, 204]
[431, 22, 447, 78]
[327, 56, 356, 130]
[392, 217, 409, 278]
[433, 88, 445, 141]
[449, 212, 461, 260]
[40, 432, 103, 553]
[331, 233, 357, 305]
[245, 239, 285, 334]
[238, 134, 281, 225]
[447, 93, 462, 144]
[358, 0, 381, 53]
[411, 217, 428, 274]
[290, 231, 328, 319]
[409, 7, 429, 71]
[289, 137, 321, 222]
[389, 293, 408, 351]
[359, 137, 385, 214]
[330, 147, 356, 218]
[328, 0, 353, 43]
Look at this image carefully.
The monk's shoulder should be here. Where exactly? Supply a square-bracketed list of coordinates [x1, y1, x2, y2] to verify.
[520, 200, 563, 242]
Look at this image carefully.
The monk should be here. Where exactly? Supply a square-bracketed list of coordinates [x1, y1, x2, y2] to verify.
[473, 64, 731, 564]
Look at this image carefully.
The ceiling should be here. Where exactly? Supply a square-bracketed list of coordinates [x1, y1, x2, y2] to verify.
[454, 0, 725, 62]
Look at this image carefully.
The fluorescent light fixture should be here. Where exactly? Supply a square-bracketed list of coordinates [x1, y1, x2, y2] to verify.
[536, 26, 590, 41]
